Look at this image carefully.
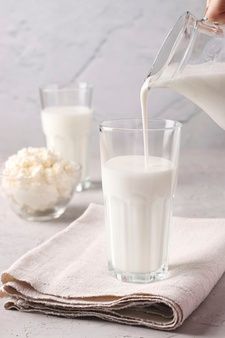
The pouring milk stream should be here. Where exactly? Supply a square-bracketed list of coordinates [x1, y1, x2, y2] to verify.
[141, 12, 225, 165]
[102, 12, 225, 278]
[140, 62, 225, 165]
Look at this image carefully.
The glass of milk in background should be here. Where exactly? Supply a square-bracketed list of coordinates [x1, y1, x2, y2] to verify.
[100, 119, 181, 283]
[40, 83, 93, 191]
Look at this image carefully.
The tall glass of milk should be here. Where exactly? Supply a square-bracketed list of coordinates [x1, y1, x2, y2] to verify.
[40, 83, 93, 191]
[100, 119, 181, 283]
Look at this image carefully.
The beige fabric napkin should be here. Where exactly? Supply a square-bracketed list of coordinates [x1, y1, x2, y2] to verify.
[1, 203, 225, 331]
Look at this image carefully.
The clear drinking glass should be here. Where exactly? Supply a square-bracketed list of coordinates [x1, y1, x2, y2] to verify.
[40, 83, 93, 191]
[100, 119, 181, 283]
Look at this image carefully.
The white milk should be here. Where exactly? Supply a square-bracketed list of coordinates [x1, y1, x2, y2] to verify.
[155, 62, 225, 130]
[102, 155, 175, 274]
[41, 106, 92, 181]
[120, 61, 225, 276]
[140, 62, 225, 165]
[140, 78, 150, 167]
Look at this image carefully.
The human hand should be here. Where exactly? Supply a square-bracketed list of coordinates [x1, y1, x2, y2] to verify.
[205, 0, 225, 23]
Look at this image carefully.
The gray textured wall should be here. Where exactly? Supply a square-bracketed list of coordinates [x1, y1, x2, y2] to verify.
[0, 1, 207, 158]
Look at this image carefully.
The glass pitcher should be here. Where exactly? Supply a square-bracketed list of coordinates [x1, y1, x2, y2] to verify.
[147, 11, 225, 129]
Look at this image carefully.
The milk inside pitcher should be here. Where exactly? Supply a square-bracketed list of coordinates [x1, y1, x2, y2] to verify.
[147, 12, 225, 129]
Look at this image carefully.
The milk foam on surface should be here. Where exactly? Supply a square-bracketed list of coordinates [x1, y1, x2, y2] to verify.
[153, 62, 225, 129]
[41, 106, 92, 181]
[102, 155, 175, 274]
[2, 147, 80, 212]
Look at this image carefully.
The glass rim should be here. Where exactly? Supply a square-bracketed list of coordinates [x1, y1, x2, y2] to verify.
[99, 118, 182, 132]
[39, 82, 93, 94]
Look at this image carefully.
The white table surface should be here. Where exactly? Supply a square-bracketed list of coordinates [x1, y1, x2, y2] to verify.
[1, 113, 225, 338]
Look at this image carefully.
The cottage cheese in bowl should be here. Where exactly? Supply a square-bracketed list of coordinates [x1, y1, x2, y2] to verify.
[1, 147, 81, 221]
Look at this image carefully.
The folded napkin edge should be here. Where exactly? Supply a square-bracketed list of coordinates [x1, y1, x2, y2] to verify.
[3, 296, 183, 331]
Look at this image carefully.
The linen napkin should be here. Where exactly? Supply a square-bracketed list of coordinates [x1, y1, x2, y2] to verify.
[1, 204, 225, 331]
